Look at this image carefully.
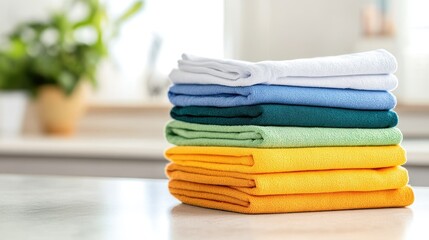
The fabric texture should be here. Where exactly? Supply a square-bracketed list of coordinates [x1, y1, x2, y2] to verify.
[166, 164, 409, 195]
[170, 49, 398, 91]
[168, 84, 396, 110]
[169, 181, 414, 214]
[165, 145, 406, 173]
[165, 121, 403, 148]
[171, 104, 398, 128]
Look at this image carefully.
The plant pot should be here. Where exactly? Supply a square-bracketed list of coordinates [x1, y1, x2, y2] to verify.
[36, 84, 88, 136]
[0, 91, 28, 137]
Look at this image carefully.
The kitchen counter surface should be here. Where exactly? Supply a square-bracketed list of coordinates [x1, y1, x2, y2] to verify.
[0, 174, 427, 240]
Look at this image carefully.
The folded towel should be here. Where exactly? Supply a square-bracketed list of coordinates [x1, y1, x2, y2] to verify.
[168, 84, 396, 110]
[170, 69, 398, 90]
[171, 104, 398, 128]
[165, 146, 406, 173]
[167, 164, 409, 195]
[166, 121, 403, 148]
[169, 49, 398, 90]
[169, 181, 414, 214]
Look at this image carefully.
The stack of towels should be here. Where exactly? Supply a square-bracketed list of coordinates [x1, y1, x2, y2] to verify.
[164, 49, 414, 214]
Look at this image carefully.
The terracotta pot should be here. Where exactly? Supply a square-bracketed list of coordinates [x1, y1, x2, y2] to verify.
[36, 84, 88, 136]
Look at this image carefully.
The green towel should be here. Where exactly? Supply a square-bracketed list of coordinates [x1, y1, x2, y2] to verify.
[171, 104, 398, 128]
[165, 120, 403, 148]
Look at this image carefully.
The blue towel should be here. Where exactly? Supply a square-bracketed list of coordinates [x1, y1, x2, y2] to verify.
[168, 84, 396, 110]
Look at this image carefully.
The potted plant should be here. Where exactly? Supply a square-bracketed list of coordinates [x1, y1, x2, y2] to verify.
[1, 0, 143, 135]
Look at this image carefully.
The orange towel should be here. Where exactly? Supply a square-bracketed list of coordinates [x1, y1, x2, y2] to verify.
[169, 180, 414, 214]
[166, 164, 409, 195]
[165, 145, 406, 173]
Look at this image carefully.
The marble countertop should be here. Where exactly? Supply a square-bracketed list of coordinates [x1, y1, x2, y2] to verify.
[0, 174, 427, 240]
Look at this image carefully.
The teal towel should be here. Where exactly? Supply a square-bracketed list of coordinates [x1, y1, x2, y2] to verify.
[171, 104, 398, 128]
[165, 120, 403, 148]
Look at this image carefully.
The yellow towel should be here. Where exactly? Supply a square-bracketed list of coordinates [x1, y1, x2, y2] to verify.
[169, 180, 414, 214]
[166, 164, 409, 195]
[165, 145, 406, 173]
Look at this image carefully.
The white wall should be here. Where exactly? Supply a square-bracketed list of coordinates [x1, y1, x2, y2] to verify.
[225, 0, 368, 61]
[0, 0, 61, 35]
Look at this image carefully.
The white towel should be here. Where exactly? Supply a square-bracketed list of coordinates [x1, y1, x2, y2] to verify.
[169, 49, 398, 91]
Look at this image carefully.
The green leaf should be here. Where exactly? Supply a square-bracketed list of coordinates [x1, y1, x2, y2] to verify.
[58, 71, 80, 95]
[117, 1, 143, 24]
[7, 38, 27, 58]
[72, 0, 100, 30]
[111, 1, 143, 38]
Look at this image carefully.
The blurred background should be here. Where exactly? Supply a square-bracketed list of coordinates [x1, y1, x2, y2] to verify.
[0, 0, 428, 184]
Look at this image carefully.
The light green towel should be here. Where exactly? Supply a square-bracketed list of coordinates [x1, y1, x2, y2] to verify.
[165, 120, 403, 148]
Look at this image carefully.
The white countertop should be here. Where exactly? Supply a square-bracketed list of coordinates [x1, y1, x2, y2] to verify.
[0, 174, 427, 240]
[0, 137, 171, 159]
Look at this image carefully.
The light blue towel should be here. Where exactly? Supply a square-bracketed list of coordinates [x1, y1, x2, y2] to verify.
[168, 84, 396, 110]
